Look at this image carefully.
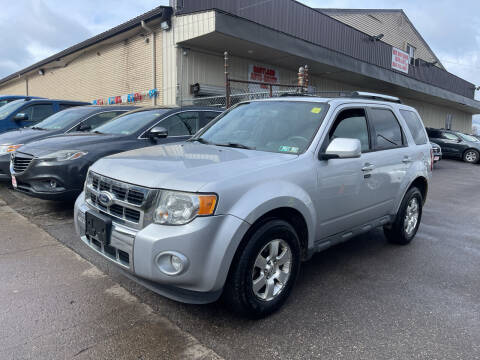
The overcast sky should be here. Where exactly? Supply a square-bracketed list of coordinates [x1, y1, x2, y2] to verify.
[1, 0, 479, 126]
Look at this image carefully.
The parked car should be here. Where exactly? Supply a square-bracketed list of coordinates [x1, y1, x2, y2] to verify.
[10, 107, 222, 200]
[430, 141, 442, 163]
[0, 98, 89, 133]
[0, 95, 45, 107]
[0, 105, 137, 181]
[73, 93, 432, 318]
[426, 128, 480, 164]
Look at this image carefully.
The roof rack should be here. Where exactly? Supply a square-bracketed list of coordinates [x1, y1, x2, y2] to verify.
[350, 91, 402, 104]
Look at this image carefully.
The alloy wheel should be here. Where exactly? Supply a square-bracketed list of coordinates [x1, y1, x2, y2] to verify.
[252, 239, 292, 301]
[404, 197, 419, 236]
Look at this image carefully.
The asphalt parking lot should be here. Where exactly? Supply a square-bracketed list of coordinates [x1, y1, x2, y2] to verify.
[0, 159, 479, 360]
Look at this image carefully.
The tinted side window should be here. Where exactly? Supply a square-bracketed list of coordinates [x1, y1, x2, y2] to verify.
[200, 111, 221, 129]
[77, 111, 126, 131]
[31, 104, 54, 123]
[443, 132, 459, 140]
[18, 106, 34, 120]
[426, 128, 441, 138]
[159, 115, 190, 136]
[329, 108, 370, 152]
[400, 110, 427, 145]
[369, 108, 404, 150]
[177, 112, 200, 135]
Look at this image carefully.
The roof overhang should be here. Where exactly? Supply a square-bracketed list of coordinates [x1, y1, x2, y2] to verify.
[178, 11, 480, 114]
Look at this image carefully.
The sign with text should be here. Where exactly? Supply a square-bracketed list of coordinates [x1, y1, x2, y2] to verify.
[391, 47, 410, 74]
[248, 64, 280, 90]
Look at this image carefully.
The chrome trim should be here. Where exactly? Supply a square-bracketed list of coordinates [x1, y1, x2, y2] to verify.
[10, 151, 35, 175]
[85, 171, 158, 230]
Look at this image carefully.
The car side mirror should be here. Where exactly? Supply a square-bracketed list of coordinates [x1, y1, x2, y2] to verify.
[13, 113, 28, 122]
[148, 126, 168, 139]
[319, 138, 362, 160]
[77, 123, 92, 132]
[457, 138, 462, 143]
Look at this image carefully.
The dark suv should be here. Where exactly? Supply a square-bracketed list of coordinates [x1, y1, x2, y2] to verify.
[426, 128, 480, 164]
[0, 98, 88, 133]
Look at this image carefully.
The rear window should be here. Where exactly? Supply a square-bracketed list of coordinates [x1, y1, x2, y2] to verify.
[369, 108, 404, 150]
[400, 110, 428, 145]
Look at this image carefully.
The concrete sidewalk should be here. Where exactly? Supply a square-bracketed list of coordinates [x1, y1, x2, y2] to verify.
[0, 199, 221, 360]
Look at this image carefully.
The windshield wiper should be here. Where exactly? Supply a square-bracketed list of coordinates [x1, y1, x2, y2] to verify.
[31, 126, 46, 130]
[189, 137, 212, 144]
[215, 142, 255, 150]
[92, 130, 104, 135]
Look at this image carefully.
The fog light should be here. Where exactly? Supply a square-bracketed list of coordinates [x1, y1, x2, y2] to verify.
[155, 251, 189, 276]
[170, 255, 183, 272]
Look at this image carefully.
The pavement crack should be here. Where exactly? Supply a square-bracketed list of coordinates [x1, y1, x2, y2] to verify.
[73, 345, 94, 357]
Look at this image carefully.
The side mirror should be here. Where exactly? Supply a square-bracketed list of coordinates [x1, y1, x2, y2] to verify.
[319, 138, 362, 160]
[148, 126, 168, 139]
[457, 138, 462, 143]
[13, 113, 28, 122]
[77, 123, 92, 132]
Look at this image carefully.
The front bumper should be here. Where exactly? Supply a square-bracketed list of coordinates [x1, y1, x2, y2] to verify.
[74, 192, 250, 304]
[11, 157, 86, 200]
[0, 154, 10, 181]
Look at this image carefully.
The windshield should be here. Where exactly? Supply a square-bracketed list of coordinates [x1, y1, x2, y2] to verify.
[458, 133, 479, 142]
[194, 101, 328, 154]
[32, 107, 94, 130]
[94, 109, 170, 135]
[0, 100, 8, 107]
[0, 99, 25, 120]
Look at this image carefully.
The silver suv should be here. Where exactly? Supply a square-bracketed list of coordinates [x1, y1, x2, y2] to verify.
[74, 93, 432, 318]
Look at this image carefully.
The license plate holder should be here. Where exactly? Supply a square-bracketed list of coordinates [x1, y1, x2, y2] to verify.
[85, 211, 112, 245]
[11, 175, 17, 189]
[434, 156, 440, 161]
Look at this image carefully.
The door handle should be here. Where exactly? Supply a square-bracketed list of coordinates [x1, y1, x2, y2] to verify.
[361, 163, 375, 172]
[402, 157, 412, 163]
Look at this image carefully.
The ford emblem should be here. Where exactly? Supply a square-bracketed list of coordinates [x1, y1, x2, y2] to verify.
[98, 191, 114, 207]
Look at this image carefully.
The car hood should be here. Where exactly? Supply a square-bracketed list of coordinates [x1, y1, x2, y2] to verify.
[0, 128, 55, 146]
[91, 142, 297, 192]
[18, 133, 122, 157]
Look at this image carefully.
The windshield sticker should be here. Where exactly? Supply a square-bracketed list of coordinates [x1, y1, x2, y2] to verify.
[279, 146, 299, 153]
[311, 107, 322, 114]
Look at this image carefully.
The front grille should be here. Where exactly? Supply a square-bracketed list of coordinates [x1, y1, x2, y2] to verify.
[86, 172, 153, 227]
[12, 153, 34, 173]
[85, 235, 130, 267]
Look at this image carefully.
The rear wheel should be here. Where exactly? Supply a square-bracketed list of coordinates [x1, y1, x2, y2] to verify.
[224, 219, 301, 318]
[463, 149, 479, 164]
[384, 187, 423, 245]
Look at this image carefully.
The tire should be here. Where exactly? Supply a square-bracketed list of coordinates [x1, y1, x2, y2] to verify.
[463, 149, 479, 164]
[384, 187, 423, 245]
[224, 219, 301, 318]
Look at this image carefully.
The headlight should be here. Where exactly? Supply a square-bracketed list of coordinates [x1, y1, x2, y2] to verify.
[38, 150, 88, 161]
[0, 144, 23, 155]
[154, 191, 217, 225]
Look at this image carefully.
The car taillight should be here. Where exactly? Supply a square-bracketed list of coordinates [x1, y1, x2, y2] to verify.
[430, 148, 434, 171]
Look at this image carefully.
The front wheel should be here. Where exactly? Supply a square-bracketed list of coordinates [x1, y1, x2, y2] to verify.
[384, 187, 423, 245]
[463, 149, 479, 164]
[224, 219, 301, 318]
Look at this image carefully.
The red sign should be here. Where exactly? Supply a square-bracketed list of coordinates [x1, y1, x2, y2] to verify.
[248, 64, 279, 89]
[391, 47, 410, 74]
